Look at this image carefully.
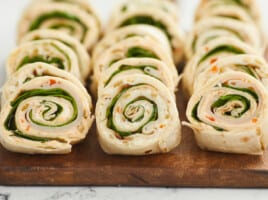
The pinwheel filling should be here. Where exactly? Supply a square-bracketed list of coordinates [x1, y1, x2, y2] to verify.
[17, 43, 71, 71]
[106, 84, 158, 137]
[120, 16, 172, 40]
[198, 45, 244, 65]
[105, 65, 160, 86]
[192, 28, 244, 54]
[191, 84, 259, 131]
[29, 11, 88, 42]
[5, 88, 78, 142]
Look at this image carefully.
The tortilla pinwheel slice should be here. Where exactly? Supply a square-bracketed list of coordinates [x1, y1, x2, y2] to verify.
[20, 29, 91, 81]
[97, 58, 176, 96]
[96, 74, 181, 155]
[195, 0, 261, 26]
[195, 4, 255, 24]
[92, 36, 178, 91]
[0, 76, 94, 154]
[1, 62, 87, 108]
[92, 25, 172, 66]
[34, 0, 101, 28]
[6, 39, 82, 82]
[193, 4, 266, 53]
[111, 0, 179, 23]
[106, 0, 184, 64]
[185, 72, 268, 155]
[194, 55, 268, 92]
[18, 1, 100, 50]
[183, 37, 259, 95]
[185, 17, 261, 59]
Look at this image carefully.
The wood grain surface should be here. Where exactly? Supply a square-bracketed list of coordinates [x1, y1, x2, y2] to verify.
[1, 79, 268, 187]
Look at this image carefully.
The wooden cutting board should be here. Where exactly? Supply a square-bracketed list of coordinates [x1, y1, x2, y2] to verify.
[1, 81, 268, 188]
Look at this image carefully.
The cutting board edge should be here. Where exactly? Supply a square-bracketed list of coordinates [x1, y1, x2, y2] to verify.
[1, 166, 268, 187]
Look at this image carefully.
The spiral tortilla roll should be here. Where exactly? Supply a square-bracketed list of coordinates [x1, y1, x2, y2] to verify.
[6, 39, 82, 82]
[183, 37, 259, 95]
[97, 58, 176, 96]
[92, 25, 172, 66]
[110, 0, 179, 23]
[20, 29, 91, 81]
[194, 55, 268, 92]
[195, 0, 261, 26]
[185, 17, 261, 59]
[106, 0, 184, 64]
[1, 62, 87, 108]
[193, 2, 266, 53]
[195, 4, 255, 25]
[92, 36, 178, 93]
[18, 1, 100, 50]
[35, 0, 101, 28]
[185, 72, 268, 155]
[0, 76, 94, 154]
[96, 74, 181, 155]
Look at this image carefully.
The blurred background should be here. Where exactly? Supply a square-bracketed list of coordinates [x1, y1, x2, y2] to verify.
[1, 0, 268, 70]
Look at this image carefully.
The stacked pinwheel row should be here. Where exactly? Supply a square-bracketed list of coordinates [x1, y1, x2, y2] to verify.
[183, 0, 268, 155]
[93, 0, 184, 155]
[0, 0, 101, 154]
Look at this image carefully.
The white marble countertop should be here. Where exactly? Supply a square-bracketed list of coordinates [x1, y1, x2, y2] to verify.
[0, 187, 268, 200]
[1, 187, 268, 200]
[1, 0, 268, 199]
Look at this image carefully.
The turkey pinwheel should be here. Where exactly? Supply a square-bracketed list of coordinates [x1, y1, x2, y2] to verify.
[1, 62, 86, 108]
[18, 1, 100, 50]
[195, 4, 256, 26]
[34, 0, 101, 27]
[92, 36, 178, 93]
[20, 29, 91, 81]
[185, 17, 261, 59]
[6, 39, 82, 82]
[106, 0, 184, 64]
[92, 25, 171, 65]
[96, 74, 181, 155]
[0, 75, 94, 154]
[183, 37, 258, 95]
[110, 0, 179, 22]
[195, 0, 261, 26]
[185, 72, 268, 155]
[194, 55, 268, 92]
[97, 58, 176, 95]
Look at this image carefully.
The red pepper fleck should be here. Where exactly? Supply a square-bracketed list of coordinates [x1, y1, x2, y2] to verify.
[230, 82, 236, 86]
[116, 107, 121, 113]
[205, 46, 209, 52]
[115, 134, 123, 140]
[26, 126, 30, 131]
[210, 58, 218, 64]
[252, 118, 258, 123]
[49, 79, 56, 86]
[206, 116, 215, 122]
[160, 124, 165, 128]
[20, 119, 24, 123]
[211, 65, 218, 73]
[121, 84, 131, 90]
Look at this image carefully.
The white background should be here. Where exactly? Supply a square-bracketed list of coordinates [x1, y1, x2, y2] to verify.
[1, 0, 268, 199]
